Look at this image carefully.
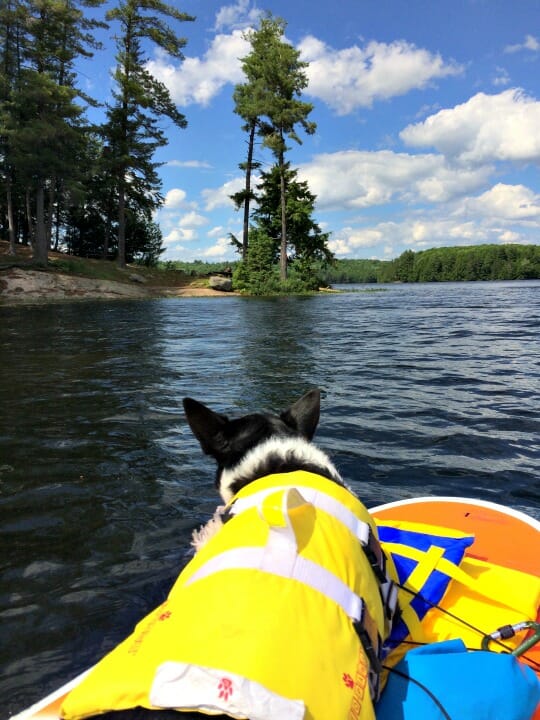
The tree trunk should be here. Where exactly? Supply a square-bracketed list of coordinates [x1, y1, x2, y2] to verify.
[242, 120, 256, 261]
[33, 182, 48, 265]
[25, 187, 34, 246]
[46, 179, 55, 249]
[117, 180, 126, 269]
[6, 175, 16, 255]
[279, 148, 287, 281]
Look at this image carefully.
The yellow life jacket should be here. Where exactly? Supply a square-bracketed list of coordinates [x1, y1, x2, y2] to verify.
[377, 519, 540, 667]
[61, 471, 395, 720]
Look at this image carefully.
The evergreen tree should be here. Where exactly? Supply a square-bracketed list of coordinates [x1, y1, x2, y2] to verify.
[233, 164, 333, 293]
[251, 15, 317, 280]
[0, 0, 20, 254]
[253, 164, 333, 286]
[240, 14, 316, 279]
[105, 0, 194, 268]
[1, 0, 106, 264]
[231, 22, 269, 260]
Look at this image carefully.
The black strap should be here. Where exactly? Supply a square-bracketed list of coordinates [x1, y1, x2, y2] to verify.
[353, 603, 383, 701]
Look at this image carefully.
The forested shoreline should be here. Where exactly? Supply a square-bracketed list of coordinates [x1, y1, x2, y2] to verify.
[323, 244, 540, 284]
[2, 4, 539, 292]
[173, 243, 540, 284]
[0, 4, 334, 291]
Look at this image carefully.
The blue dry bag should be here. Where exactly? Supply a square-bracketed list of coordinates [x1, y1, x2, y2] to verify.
[376, 639, 540, 720]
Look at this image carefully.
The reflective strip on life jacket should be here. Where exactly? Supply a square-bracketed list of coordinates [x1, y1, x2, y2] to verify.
[186, 545, 366, 622]
[230, 484, 372, 543]
[230, 483, 399, 625]
[188, 487, 368, 627]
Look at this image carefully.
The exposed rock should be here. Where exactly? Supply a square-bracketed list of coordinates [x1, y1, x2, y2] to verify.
[208, 275, 232, 292]
[0, 268, 241, 304]
[128, 272, 147, 284]
[0, 268, 152, 304]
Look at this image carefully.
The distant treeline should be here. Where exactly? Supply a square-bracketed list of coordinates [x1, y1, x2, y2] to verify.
[323, 244, 540, 284]
[162, 260, 235, 276]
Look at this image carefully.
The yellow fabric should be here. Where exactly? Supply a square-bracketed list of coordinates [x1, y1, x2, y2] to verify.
[61, 471, 386, 720]
[424, 556, 540, 650]
[380, 519, 540, 662]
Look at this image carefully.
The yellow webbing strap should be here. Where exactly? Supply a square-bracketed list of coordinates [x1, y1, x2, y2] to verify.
[382, 541, 536, 619]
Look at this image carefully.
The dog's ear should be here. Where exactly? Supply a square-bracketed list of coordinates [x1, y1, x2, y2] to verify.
[183, 398, 229, 458]
[280, 389, 321, 440]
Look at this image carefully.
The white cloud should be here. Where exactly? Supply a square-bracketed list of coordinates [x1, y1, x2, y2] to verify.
[214, 0, 260, 32]
[178, 211, 209, 228]
[504, 35, 540, 54]
[499, 230, 521, 242]
[163, 228, 197, 246]
[208, 225, 225, 238]
[148, 30, 461, 115]
[327, 182, 540, 258]
[298, 149, 491, 209]
[329, 216, 495, 257]
[298, 37, 463, 114]
[400, 89, 540, 164]
[329, 227, 384, 253]
[146, 31, 249, 106]
[163, 188, 187, 208]
[202, 176, 244, 210]
[166, 160, 212, 169]
[203, 236, 236, 259]
[458, 183, 540, 221]
[327, 238, 351, 255]
[492, 67, 510, 87]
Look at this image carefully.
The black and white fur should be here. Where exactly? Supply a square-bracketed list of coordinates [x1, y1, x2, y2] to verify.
[183, 389, 345, 552]
[183, 388, 342, 504]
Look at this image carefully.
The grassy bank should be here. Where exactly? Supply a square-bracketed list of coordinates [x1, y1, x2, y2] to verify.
[0, 241, 193, 288]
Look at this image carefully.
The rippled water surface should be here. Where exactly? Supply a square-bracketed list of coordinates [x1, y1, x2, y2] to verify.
[2, 281, 539, 715]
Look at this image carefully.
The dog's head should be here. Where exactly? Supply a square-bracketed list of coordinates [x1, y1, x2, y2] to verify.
[183, 389, 341, 502]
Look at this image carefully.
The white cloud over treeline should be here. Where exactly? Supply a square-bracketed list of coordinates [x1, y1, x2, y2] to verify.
[299, 37, 463, 114]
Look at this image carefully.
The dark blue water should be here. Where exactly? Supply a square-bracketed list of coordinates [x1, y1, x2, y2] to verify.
[1, 281, 539, 716]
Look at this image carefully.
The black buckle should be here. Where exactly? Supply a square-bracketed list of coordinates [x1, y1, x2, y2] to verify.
[362, 528, 387, 584]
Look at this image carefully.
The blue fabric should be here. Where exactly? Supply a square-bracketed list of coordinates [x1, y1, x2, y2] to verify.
[378, 526, 474, 648]
[376, 640, 540, 720]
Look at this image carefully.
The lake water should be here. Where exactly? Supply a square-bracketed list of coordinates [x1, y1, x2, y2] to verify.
[2, 280, 539, 716]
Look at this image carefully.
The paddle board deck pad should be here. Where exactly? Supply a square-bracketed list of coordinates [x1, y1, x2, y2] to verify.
[10, 496, 540, 720]
[371, 496, 540, 720]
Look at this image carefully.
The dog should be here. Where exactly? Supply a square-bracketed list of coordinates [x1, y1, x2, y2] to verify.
[72, 390, 394, 720]
[185, 388, 345, 549]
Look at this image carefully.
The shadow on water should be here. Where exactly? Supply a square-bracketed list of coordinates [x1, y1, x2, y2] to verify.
[1, 281, 539, 716]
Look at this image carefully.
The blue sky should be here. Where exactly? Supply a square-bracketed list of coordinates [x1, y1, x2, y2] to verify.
[78, 0, 540, 262]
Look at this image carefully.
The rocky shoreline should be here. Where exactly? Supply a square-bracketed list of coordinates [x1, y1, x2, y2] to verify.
[0, 267, 238, 305]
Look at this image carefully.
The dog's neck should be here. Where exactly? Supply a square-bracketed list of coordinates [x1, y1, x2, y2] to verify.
[219, 436, 343, 503]
[192, 437, 344, 552]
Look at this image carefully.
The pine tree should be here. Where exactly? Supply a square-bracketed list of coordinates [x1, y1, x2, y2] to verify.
[253, 163, 333, 288]
[245, 14, 316, 280]
[1, 0, 106, 264]
[0, 0, 19, 254]
[231, 26, 268, 260]
[105, 0, 194, 268]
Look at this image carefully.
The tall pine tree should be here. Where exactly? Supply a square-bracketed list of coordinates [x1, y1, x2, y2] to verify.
[1, 0, 106, 264]
[247, 15, 316, 280]
[253, 163, 333, 288]
[0, 0, 19, 254]
[105, 0, 194, 268]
